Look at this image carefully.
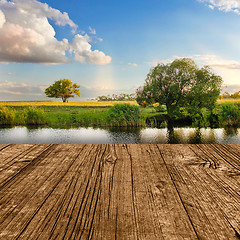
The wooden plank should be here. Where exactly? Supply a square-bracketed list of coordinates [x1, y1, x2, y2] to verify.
[90, 144, 139, 239]
[16, 144, 89, 240]
[0, 145, 10, 152]
[0, 144, 52, 189]
[188, 144, 240, 234]
[0, 144, 34, 169]
[126, 144, 198, 240]
[0, 145, 84, 239]
[158, 144, 240, 239]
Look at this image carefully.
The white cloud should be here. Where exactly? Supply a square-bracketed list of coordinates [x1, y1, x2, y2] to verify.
[193, 54, 240, 69]
[7, 72, 15, 76]
[0, 0, 111, 65]
[199, 0, 240, 14]
[208, 5, 215, 10]
[71, 34, 112, 65]
[0, 9, 5, 28]
[89, 26, 96, 35]
[128, 63, 138, 67]
[11, 0, 77, 30]
[0, 80, 44, 96]
[0, 0, 73, 64]
[193, 54, 240, 86]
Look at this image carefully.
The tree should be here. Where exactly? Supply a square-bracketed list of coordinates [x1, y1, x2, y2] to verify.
[136, 58, 223, 121]
[45, 79, 80, 102]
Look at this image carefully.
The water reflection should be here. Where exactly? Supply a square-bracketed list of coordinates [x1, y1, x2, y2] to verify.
[0, 126, 240, 144]
[223, 126, 239, 137]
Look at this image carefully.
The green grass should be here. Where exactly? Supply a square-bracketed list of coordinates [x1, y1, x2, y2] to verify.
[1, 100, 240, 127]
[0, 101, 158, 127]
[45, 107, 109, 126]
[107, 103, 143, 127]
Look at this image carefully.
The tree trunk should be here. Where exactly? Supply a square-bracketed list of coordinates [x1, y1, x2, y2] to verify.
[62, 97, 67, 102]
[166, 103, 174, 124]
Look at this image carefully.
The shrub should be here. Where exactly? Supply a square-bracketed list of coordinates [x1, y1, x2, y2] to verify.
[107, 103, 141, 127]
[191, 108, 210, 127]
[154, 105, 167, 113]
[0, 107, 16, 125]
[160, 121, 167, 128]
[220, 103, 240, 126]
[24, 107, 46, 125]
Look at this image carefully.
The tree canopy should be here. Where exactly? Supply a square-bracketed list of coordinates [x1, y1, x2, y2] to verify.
[136, 58, 223, 120]
[45, 79, 80, 102]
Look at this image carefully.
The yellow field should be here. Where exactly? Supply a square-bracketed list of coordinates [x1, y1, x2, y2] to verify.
[218, 99, 240, 103]
[0, 101, 139, 107]
[0, 99, 239, 107]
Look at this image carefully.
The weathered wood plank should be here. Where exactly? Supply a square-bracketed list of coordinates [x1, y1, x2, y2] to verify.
[0, 145, 10, 152]
[0, 144, 52, 189]
[189, 144, 240, 235]
[158, 144, 240, 239]
[0, 144, 34, 169]
[0, 145, 83, 239]
[126, 144, 198, 240]
[16, 144, 88, 240]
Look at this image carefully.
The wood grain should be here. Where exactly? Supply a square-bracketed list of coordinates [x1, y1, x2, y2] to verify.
[0, 144, 239, 240]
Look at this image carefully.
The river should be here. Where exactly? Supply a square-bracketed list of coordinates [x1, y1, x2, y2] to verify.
[0, 126, 240, 144]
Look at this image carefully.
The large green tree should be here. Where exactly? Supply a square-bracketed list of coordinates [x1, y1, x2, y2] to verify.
[136, 58, 223, 121]
[45, 79, 80, 102]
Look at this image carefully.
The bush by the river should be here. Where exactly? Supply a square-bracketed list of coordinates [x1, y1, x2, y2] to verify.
[107, 103, 142, 127]
[0, 106, 46, 126]
[220, 103, 240, 126]
[0, 107, 15, 125]
[24, 107, 46, 125]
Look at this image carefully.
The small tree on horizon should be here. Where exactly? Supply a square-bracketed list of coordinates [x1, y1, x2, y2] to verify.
[45, 79, 80, 102]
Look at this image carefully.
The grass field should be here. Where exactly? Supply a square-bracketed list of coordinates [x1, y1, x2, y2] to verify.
[0, 100, 240, 127]
[0, 101, 160, 127]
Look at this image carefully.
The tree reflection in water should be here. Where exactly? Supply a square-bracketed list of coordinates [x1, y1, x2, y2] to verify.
[223, 127, 239, 137]
[166, 126, 217, 144]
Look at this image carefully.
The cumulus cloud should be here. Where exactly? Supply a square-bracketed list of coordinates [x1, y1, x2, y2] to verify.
[70, 34, 112, 65]
[0, 0, 111, 65]
[128, 63, 138, 67]
[11, 0, 77, 30]
[199, 0, 240, 14]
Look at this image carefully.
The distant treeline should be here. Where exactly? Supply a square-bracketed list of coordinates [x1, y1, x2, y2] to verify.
[96, 93, 136, 101]
[219, 91, 240, 99]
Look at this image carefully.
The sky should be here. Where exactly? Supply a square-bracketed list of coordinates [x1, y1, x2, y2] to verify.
[1, 0, 240, 101]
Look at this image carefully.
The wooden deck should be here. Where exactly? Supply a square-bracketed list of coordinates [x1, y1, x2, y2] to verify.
[0, 144, 239, 240]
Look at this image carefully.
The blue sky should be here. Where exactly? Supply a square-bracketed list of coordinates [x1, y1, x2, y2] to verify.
[1, 0, 240, 100]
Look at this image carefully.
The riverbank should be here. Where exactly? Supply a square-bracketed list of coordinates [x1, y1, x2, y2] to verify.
[0, 100, 240, 128]
[0, 102, 160, 127]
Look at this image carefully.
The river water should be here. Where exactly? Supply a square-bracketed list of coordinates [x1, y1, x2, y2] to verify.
[0, 126, 240, 144]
